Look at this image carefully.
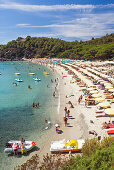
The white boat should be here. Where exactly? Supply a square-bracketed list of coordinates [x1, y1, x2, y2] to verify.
[50, 139, 84, 153]
[4, 140, 36, 153]
[15, 78, 23, 82]
[28, 73, 35, 75]
[33, 77, 41, 81]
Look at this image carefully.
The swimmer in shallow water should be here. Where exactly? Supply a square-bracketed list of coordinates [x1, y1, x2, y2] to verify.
[28, 85, 31, 89]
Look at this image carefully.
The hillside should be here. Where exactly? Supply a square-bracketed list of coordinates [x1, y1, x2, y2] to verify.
[0, 33, 114, 61]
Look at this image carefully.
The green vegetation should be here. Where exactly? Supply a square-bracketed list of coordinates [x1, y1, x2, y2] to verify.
[15, 137, 114, 170]
[0, 33, 114, 61]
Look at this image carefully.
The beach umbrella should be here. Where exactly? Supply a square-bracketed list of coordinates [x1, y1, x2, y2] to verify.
[92, 94, 102, 98]
[97, 102, 111, 109]
[105, 86, 113, 89]
[108, 89, 114, 93]
[104, 83, 111, 86]
[94, 98, 105, 102]
[104, 109, 114, 115]
[87, 87, 96, 91]
[90, 90, 98, 94]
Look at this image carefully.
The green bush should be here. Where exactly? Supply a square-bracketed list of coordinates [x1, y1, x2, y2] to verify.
[82, 138, 100, 157]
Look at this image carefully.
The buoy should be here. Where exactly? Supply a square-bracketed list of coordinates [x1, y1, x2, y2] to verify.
[32, 141, 36, 146]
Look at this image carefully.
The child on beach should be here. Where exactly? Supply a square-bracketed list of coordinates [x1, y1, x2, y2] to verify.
[64, 117, 68, 126]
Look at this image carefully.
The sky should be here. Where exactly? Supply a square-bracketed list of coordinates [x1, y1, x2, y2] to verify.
[0, 0, 114, 44]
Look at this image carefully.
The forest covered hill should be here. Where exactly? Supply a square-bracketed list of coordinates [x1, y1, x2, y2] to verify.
[0, 33, 114, 61]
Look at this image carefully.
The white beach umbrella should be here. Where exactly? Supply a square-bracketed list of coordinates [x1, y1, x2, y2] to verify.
[90, 90, 98, 94]
[105, 86, 113, 89]
[92, 94, 102, 98]
[108, 89, 114, 93]
[104, 109, 114, 115]
[94, 98, 105, 102]
[97, 102, 111, 109]
[87, 87, 96, 91]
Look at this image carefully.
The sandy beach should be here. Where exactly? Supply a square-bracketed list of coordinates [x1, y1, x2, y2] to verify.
[16, 59, 114, 167]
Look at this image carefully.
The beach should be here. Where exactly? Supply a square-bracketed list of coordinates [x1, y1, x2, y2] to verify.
[20, 59, 113, 165]
[1, 59, 113, 169]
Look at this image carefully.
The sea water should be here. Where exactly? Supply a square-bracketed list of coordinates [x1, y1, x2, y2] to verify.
[0, 61, 58, 170]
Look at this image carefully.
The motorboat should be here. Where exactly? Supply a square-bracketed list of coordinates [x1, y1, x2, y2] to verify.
[33, 77, 41, 81]
[43, 72, 49, 75]
[15, 78, 23, 82]
[15, 73, 20, 75]
[28, 73, 35, 75]
[4, 140, 36, 153]
[50, 139, 85, 153]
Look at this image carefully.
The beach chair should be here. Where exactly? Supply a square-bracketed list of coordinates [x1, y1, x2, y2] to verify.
[107, 130, 114, 134]
[96, 112, 106, 118]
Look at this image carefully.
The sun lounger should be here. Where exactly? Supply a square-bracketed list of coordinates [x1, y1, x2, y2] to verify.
[107, 130, 114, 134]
[96, 112, 106, 117]
[96, 109, 104, 113]
[107, 124, 114, 129]
[106, 96, 113, 99]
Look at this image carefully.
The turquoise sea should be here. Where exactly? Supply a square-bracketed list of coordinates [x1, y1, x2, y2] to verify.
[0, 61, 58, 170]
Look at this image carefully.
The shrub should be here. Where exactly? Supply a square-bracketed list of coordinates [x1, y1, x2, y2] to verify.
[82, 138, 100, 157]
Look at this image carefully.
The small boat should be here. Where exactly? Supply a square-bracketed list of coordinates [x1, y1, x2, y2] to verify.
[4, 140, 36, 153]
[15, 78, 23, 82]
[28, 73, 35, 75]
[33, 77, 41, 81]
[15, 73, 20, 75]
[43, 72, 49, 75]
[50, 139, 84, 153]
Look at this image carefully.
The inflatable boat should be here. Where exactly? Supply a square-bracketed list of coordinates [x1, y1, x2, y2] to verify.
[15, 78, 23, 82]
[50, 139, 84, 153]
[4, 140, 36, 153]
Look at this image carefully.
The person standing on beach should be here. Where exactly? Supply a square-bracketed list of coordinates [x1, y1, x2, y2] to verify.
[67, 110, 70, 119]
[53, 91, 55, 97]
[85, 99, 87, 107]
[64, 107, 67, 117]
[78, 98, 81, 104]
[64, 117, 68, 126]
